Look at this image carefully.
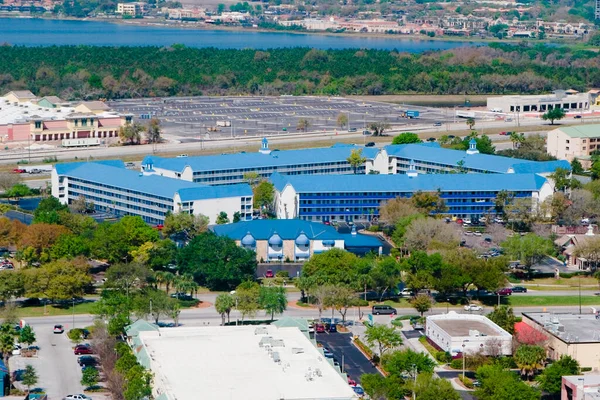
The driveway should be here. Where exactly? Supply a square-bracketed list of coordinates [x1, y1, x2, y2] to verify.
[316, 331, 379, 384]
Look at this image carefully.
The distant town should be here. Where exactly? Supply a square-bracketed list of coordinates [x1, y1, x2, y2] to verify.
[1, 0, 599, 40]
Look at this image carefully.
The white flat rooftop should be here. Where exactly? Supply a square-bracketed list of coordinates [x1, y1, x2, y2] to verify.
[0, 97, 76, 124]
[138, 325, 358, 400]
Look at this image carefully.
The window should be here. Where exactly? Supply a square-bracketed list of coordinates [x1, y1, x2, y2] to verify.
[566, 140, 570, 144]
[34, 121, 41, 129]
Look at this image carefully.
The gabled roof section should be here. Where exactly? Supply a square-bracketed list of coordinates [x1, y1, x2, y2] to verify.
[385, 144, 569, 174]
[54, 159, 126, 175]
[271, 173, 548, 193]
[212, 219, 342, 241]
[555, 125, 600, 139]
[141, 144, 380, 174]
[125, 319, 159, 338]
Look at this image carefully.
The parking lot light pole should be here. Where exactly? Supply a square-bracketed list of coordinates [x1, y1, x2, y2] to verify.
[72, 298, 75, 329]
[462, 340, 469, 380]
[412, 364, 417, 400]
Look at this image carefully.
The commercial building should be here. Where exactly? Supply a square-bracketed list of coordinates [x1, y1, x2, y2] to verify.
[425, 312, 513, 356]
[141, 139, 569, 186]
[212, 219, 384, 261]
[0, 92, 128, 143]
[385, 141, 570, 176]
[126, 323, 358, 400]
[51, 161, 253, 225]
[486, 91, 591, 113]
[271, 170, 552, 222]
[562, 374, 600, 400]
[141, 139, 385, 185]
[522, 312, 600, 370]
[547, 124, 600, 169]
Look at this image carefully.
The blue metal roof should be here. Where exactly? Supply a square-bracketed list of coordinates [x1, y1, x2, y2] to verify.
[54, 159, 125, 175]
[511, 160, 571, 174]
[212, 219, 343, 241]
[57, 162, 251, 201]
[141, 144, 380, 174]
[270, 172, 548, 193]
[340, 233, 383, 248]
[385, 144, 570, 174]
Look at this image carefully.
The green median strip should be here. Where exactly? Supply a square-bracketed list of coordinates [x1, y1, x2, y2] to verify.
[507, 295, 600, 307]
[16, 302, 97, 318]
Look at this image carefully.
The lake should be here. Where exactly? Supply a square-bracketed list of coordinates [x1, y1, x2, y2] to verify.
[0, 17, 481, 51]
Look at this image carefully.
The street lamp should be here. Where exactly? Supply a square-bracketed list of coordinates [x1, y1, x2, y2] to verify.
[72, 297, 75, 329]
[230, 290, 239, 326]
[462, 340, 469, 379]
[412, 364, 417, 400]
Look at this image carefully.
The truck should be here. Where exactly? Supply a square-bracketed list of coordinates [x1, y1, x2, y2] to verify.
[455, 110, 476, 119]
[400, 110, 420, 119]
[61, 138, 101, 148]
[216, 121, 231, 127]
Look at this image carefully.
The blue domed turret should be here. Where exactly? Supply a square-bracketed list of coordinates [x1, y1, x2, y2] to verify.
[268, 232, 283, 246]
[259, 137, 271, 154]
[241, 232, 256, 247]
[466, 138, 479, 155]
[295, 232, 310, 246]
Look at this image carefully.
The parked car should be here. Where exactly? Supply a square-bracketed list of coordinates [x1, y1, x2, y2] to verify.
[74, 344, 94, 355]
[315, 323, 325, 333]
[28, 169, 41, 174]
[12, 168, 25, 174]
[53, 324, 64, 334]
[495, 288, 513, 296]
[427, 137, 436, 142]
[581, 218, 590, 225]
[511, 286, 528, 293]
[362, 130, 371, 135]
[464, 304, 483, 312]
[77, 356, 98, 367]
[328, 324, 337, 333]
[372, 305, 397, 315]
[433, 122, 442, 127]
[574, 115, 582, 119]
[353, 385, 365, 396]
[347, 128, 357, 132]
[499, 131, 507, 136]
[64, 395, 92, 400]
[400, 289, 414, 297]
[347, 374, 357, 386]
[322, 348, 333, 358]
[365, 142, 376, 147]
[265, 269, 274, 278]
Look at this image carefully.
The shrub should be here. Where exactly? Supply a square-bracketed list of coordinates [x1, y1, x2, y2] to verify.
[275, 270, 289, 278]
[450, 358, 463, 369]
[368, 225, 380, 232]
[67, 328, 84, 343]
[459, 375, 473, 388]
[582, 367, 593, 372]
[495, 356, 517, 369]
[436, 351, 452, 363]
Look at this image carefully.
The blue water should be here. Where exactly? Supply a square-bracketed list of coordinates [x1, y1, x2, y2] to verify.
[0, 17, 479, 51]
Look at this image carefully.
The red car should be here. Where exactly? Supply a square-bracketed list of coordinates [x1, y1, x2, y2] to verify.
[12, 168, 25, 174]
[74, 344, 94, 355]
[154, 224, 164, 231]
[347, 375, 357, 386]
[315, 324, 325, 333]
[265, 270, 274, 278]
[495, 288, 512, 296]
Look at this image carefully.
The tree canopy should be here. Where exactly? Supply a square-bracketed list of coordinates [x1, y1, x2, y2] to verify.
[392, 132, 421, 145]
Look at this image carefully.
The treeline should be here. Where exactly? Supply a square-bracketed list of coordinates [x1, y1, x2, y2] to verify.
[0, 43, 600, 99]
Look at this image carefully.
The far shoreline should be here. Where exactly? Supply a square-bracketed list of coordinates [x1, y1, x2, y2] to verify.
[0, 14, 580, 46]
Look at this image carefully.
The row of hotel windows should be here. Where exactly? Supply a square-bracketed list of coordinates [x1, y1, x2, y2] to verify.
[191, 162, 358, 176]
[299, 191, 529, 197]
[91, 203, 164, 225]
[298, 204, 499, 213]
[69, 192, 170, 217]
[396, 158, 489, 173]
[69, 185, 172, 209]
[69, 179, 174, 204]
[509, 102, 587, 112]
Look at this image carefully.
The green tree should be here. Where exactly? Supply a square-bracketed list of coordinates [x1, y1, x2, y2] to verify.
[347, 148, 367, 174]
[243, 171, 260, 186]
[301, 248, 361, 286]
[33, 196, 69, 224]
[536, 355, 579, 398]
[23, 259, 92, 301]
[550, 167, 581, 192]
[392, 132, 421, 145]
[119, 122, 144, 145]
[6, 183, 32, 202]
[216, 211, 229, 225]
[501, 234, 554, 269]
[50, 234, 90, 260]
[411, 191, 447, 215]
[253, 181, 274, 210]
[411, 293, 432, 317]
[379, 197, 420, 225]
[104, 262, 152, 295]
[234, 281, 260, 321]
[466, 118, 475, 130]
[297, 118, 310, 131]
[365, 324, 403, 356]
[475, 134, 495, 154]
[336, 113, 348, 128]
[391, 213, 425, 248]
[494, 190, 514, 218]
[233, 211, 241, 223]
[361, 373, 404, 400]
[592, 155, 600, 180]
[369, 120, 391, 136]
[133, 288, 177, 324]
[163, 212, 209, 239]
[571, 158, 584, 175]
[91, 217, 159, 264]
[21, 364, 38, 392]
[215, 293, 235, 325]
[408, 372, 461, 400]
[145, 118, 162, 144]
[177, 232, 257, 290]
[514, 344, 546, 379]
[18, 325, 36, 346]
[328, 284, 356, 323]
[81, 365, 99, 389]
[259, 285, 287, 320]
[486, 305, 516, 334]
[0, 333, 14, 379]
[542, 108, 566, 125]
[509, 132, 525, 149]
[475, 364, 540, 400]
[382, 349, 436, 377]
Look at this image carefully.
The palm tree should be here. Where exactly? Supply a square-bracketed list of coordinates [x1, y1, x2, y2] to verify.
[514, 345, 545, 380]
[466, 118, 475, 131]
[510, 132, 525, 149]
[215, 293, 235, 325]
[161, 271, 175, 294]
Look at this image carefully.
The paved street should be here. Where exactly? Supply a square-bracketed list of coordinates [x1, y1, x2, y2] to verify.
[316, 331, 379, 385]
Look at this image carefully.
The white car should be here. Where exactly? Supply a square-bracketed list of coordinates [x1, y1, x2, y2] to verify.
[463, 218, 472, 225]
[464, 304, 483, 312]
[479, 217, 487, 222]
[582, 218, 590, 225]
[64, 395, 92, 400]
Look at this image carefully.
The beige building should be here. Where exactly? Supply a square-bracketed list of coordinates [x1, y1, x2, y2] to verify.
[4, 90, 37, 104]
[116, 2, 145, 16]
[547, 125, 600, 169]
[555, 225, 598, 270]
[523, 312, 600, 370]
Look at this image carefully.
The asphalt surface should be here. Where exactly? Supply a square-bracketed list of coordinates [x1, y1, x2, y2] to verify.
[316, 331, 378, 385]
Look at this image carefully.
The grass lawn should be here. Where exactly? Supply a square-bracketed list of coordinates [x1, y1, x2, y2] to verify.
[17, 302, 97, 318]
[418, 336, 439, 361]
[525, 276, 599, 287]
[507, 295, 600, 307]
[383, 299, 414, 308]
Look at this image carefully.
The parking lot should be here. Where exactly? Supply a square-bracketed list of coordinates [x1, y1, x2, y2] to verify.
[10, 319, 102, 400]
[108, 96, 452, 143]
[316, 329, 379, 385]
